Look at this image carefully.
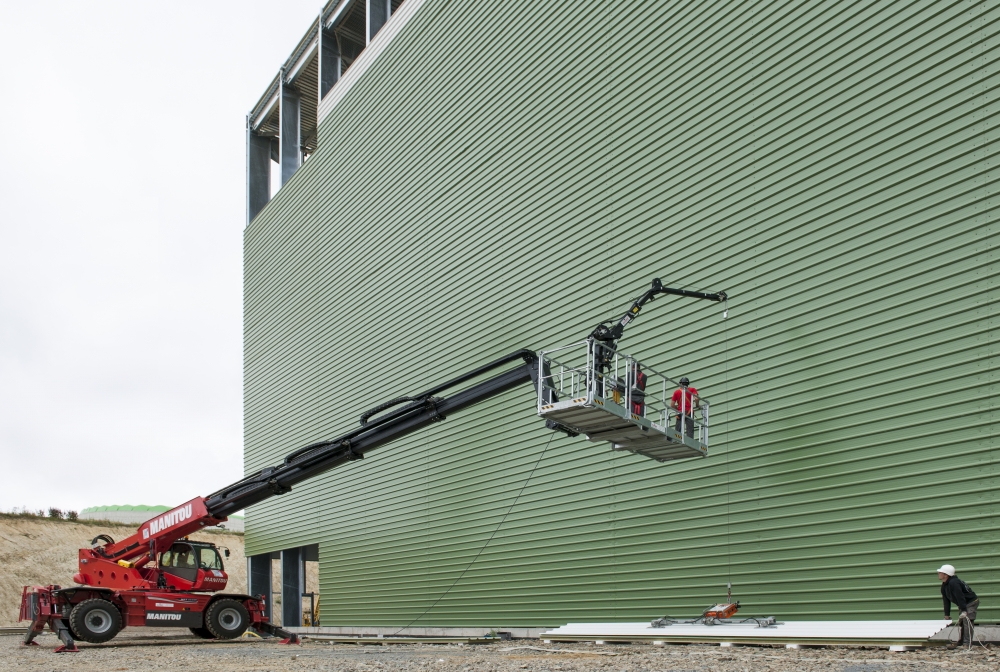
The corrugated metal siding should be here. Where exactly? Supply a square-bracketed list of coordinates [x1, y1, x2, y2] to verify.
[244, 0, 998, 625]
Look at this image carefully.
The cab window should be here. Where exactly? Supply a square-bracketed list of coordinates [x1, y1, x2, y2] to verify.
[198, 547, 223, 570]
[160, 543, 196, 568]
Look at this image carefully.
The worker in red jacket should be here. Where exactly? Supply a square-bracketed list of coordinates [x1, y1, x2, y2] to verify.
[670, 377, 699, 438]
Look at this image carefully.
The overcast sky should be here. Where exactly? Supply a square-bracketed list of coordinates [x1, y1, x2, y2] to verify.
[0, 1, 322, 513]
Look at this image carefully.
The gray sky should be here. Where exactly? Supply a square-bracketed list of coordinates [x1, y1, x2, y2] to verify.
[0, 1, 322, 513]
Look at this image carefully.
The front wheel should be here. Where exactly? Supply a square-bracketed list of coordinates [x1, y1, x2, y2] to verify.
[189, 626, 215, 639]
[205, 599, 249, 639]
[69, 598, 122, 643]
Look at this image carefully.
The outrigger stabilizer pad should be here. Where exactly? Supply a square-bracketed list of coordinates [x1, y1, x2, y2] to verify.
[53, 618, 79, 652]
[22, 617, 79, 653]
[253, 622, 300, 644]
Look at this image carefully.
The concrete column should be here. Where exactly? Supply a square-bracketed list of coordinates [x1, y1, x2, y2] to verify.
[367, 0, 390, 42]
[319, 28, 340, 101]
[248, 554, 272, 621]
[246, 120, 271, 225]
[281, 548, 303, 627]
[279, 74, 301, 186]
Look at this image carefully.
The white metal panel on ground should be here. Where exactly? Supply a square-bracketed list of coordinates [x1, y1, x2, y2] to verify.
[542, 620, 952, 644]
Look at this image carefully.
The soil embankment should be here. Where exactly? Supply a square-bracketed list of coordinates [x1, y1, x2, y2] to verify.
[0, 515, 245, 626]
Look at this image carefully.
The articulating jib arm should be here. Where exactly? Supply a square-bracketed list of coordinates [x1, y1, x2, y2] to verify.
[590, 278, 727, 349]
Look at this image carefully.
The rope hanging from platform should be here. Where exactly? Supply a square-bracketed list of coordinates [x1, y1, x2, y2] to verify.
[722, 297, 733, 599]
[393, 432, 557, 635]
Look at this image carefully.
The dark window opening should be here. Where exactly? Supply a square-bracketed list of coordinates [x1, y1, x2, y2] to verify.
[333, 0, 366, 76]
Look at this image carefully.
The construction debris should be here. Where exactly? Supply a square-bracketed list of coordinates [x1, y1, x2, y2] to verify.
[499, 645, 618, 656]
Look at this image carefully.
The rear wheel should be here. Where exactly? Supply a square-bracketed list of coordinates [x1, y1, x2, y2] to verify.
[189, 626, 215, 639]
[69, 598, 122, 643]
[65, 615, 81, 640]
[205, 599, 249, 639]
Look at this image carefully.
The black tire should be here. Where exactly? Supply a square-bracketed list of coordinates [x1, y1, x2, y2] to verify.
[205, 599, 249, 639]
[189, 626, 216, 639]
[65, 616, 81, 640]
[69, 598, 122, 643]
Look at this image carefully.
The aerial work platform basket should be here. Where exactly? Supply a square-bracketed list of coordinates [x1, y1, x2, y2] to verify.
[537, 340, 709, 462]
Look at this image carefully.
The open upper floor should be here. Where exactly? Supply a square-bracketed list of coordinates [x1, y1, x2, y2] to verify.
[246, 0, 422, 225]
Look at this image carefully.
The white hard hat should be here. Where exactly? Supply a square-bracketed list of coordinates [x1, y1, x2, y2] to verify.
[936, 564, 955, 576]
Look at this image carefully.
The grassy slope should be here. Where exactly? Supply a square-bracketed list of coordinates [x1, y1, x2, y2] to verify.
[0, 516, 245, 626]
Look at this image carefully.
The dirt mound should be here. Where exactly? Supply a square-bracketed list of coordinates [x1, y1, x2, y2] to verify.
[0, 515, 245, 626]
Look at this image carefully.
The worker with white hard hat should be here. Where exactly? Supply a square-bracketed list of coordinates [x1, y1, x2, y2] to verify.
[937, 564, 979, 649]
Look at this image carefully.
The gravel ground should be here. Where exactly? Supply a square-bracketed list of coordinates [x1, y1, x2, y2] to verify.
[2, 631, 997, 672]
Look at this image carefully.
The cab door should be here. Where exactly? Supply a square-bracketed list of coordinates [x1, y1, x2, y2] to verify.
[194, 546, 229, 591]
[159, 543, 199, 587]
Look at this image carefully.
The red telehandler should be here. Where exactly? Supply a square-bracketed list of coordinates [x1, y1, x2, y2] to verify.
[20, 280, 725, 652]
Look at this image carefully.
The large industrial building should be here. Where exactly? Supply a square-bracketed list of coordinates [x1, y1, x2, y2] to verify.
[243, 0, 997, 629]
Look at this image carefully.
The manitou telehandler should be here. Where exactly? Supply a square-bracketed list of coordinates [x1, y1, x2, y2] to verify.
[20, 279, 726, 652]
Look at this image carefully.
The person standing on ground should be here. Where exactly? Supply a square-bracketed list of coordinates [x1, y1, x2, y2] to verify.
[938, 564, 979, 648]
[670, 377, 699, 438]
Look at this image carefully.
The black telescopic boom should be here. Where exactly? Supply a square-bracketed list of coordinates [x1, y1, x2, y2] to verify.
[204, 281, 725, 518]
[204, 350, 539, 518]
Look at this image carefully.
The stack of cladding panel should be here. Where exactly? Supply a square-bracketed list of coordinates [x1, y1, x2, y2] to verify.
[243, 0, 998, 626]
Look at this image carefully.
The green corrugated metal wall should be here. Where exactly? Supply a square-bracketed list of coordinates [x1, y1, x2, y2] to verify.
[244, 0, 998, 625]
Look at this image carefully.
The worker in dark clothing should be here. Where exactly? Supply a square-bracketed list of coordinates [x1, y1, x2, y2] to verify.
[938, 564, 979, 648]
[670, 377, 699, 438]
[628, 362, 647, 416]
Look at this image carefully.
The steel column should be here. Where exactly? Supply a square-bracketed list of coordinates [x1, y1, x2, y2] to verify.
[281, 548, 304, 627]
[319, 28, 340, 100]
[246, 119, 271, 225]
[279, 73, 301, 186]
[367, 0, 390, 42]
[248, 554, 272, 621]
